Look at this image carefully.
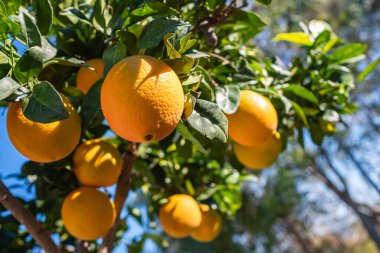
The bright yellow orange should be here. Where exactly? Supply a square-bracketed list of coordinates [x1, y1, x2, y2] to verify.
[76, 59, 104, 94]
[101, 55, 184, 143]
[159, 194, 202, 238]
[233, 132, 282, 169]
[191, 204, 222, 242]
[227, 90, 278, 146]
[61, 187, 116, 240]
[6, 96, 81, 163]
[73, 139, 122, 187]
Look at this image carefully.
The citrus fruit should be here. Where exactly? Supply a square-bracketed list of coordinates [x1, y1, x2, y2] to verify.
[101, 55, 184, 143]
[227, 90, 278, 146]
[191, 204, 222, 242]
[73, 139, 122, 187]
[7, 96, 81, 163]
[233, 132, 282, 169]
[159, 194, 202, 238]
[76, 58, 104, 94]
[61, 187, 116, 240]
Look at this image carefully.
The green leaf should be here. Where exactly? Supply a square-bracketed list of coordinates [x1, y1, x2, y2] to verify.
[0, 1, 20, 41]
[164, 56, 194, 75]
[329, 43, 367, 64]
[138, 19, 190, 48]
[102, 41, 127, 75]
[93, 0, 112, 35]
[176, 121, 207, 154]
[254, 0, 271, 5]
[283, 85, 319, 104]
[41, 37, 57, 62]
[187, 99, 228, 143]
[179, 33, 196, 54]
[290, 100, 308, 127]
[81, 79, 103, 126]
[21, 12, 42, 47]
[36, 0, 53, 35]
[216, 85, 240, 114]
[14, 47, 44, 83]
[60, 7, 93, 26]
[273, 32, 313, 46]
[234, 10, 266, 42]
[22, 81, 69, 123]
[44, 57, 87, 68]
[313, 30, 331, 47]
[164, 33, 181, 59]
[0, 77, 21, 100]
[358, 57, 380, 83]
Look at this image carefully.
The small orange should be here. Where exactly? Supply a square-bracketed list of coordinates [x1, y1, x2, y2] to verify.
[61, 187, 116, 240]
[227, 90, 278, 146]
[233, 132, 282, 169]
[76, 59, 104, 94]
[159, 194, 202, 238]
[101, 55, 184, 143]
[73, 139, 122, 187]
[191, 204, 222, 242]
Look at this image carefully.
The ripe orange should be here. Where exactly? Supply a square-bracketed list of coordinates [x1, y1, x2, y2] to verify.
[61, 187, 116, 240]
[233, 132, 282, 169]
[6, 96, 81, 163]
[76, 59, 104, 94]
[159, 194, 202, 238]
[73, 139, 122, 187]
[191, 204, 222, 242]
[227, 90, 278, 146]
[101, 55, 184, 143]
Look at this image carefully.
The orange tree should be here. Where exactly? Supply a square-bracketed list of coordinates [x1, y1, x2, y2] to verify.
[0, 0, 371, 252]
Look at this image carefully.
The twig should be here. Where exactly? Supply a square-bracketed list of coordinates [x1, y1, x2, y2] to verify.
[75, 239, 91, 253]
[0, 180, 61, 253]
[98, 142, 138, 253]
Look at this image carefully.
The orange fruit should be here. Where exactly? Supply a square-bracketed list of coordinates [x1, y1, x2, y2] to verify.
[233, 132, 282, 169]
[73, 139, 122, 187]
[227, 90, 278, 146]
[191, 204, 222, 242]
[159, 194, 202, 238]
[6, 96, 81, 163]
[101, 55, 184, 143]
[61, 187, 116, 240]
[76, 59, 104, 94]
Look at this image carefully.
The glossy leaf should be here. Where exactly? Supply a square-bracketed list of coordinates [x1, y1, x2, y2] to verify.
[103, 41, 127, 75]
[14, 47, 44, 83]
[216, 85, 240, 114]
[0, 77, 21, 100]
[36, 0, 53, 35]
[358, 57, 380, 83]
[176, 121, 207, 154]
[22, 81, 69, 123]
[187, 99, 228, 143]
[138, 19, 190, 48]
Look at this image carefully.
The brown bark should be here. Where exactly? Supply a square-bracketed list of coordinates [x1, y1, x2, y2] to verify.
[98, 142, 138, 253]
[0, 180, 60, 253]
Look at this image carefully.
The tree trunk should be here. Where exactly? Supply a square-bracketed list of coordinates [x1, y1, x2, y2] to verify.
[0, 180, 61, 253]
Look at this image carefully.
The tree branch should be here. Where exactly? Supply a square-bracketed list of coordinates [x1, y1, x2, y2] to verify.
[98, 142, 138, 253]
[0, 180, 61, 253]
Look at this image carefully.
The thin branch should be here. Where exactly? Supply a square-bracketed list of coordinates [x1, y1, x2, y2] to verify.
[0, 180, 61, 253]
[75, 239, 91, 253]
[98, 142, 138, 253]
